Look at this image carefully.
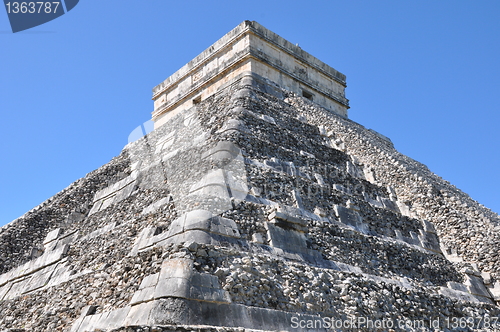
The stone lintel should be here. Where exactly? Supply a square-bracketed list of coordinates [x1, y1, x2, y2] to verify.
[152, 20, 349, 128]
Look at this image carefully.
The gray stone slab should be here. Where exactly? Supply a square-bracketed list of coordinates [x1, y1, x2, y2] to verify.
[363, 167, 376, 183]
[226, 175, 249, 201]
[23, 264, 56, 293]
[447, 281, 468, 293]
[334, 205, 360, 224]
[419, 231, 441, 252]
[98, 195, 116, 211]
[76, 313, 101, 332]
[139, 272, 160, 289]
[466, 275, 492, 298]
[332, 184, 351, 195]
[93, 175, 135, 202]
[334, 205, 370, 234]
[83, 222, 117, 241]
[217, 118, 251, 135]
[269, 210, 307, 229]
[346, 161, 364, 179]
[2, 244, 68, 290]
[209, 216, 241, 238]
[113, 182, 136, 203]
[103, 306, 131, 329]
[184, 216, 212, 232]
[159, 258, 193, 280]
[201, 141, 241, 160]
[58, 229, 79, 244]
[0, 270, 13, 287]
[0, 283, 12, 301]
[149, 297, 336, 331]
[261, 114, 276, 125]
[363, 193, 384, 208]
[191, 184, 231, 200]
[161, 148, 179, 162]
[68, 316, 85, 332]
[122, 301, 153, 326]
[381, 197, 400, 212]
[155, 277, 191, 299]
[87, 200, 103, 215]
[155, 132, 176, 154]
[191, 272, 218, 288]
[165, 216, 184, 238]
[265, 222, 309, 254]
[396, 201, 412, 217]
[37, 244, 69, 271]
[90, 311, 113, 330]
[165, 230, 216, 246]
[184, 209, 214, 225]
[439, 287, 480, 303]
[4, 279, 28, 300]
[149, 298, 192, 325]
[130, 286, 156, 305]
[134, 227, 158, 252]
[43, 228, 62, 245]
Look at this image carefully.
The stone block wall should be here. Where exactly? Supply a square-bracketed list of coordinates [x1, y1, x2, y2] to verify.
[0, 73, 499, 331]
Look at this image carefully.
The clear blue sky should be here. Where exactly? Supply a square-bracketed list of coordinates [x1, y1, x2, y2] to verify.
[1, 1, 499, 226]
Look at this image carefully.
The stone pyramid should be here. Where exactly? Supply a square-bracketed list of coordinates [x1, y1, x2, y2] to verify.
[1, 21, 500, 332]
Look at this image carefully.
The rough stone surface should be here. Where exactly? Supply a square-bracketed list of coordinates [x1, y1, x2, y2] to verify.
[1, 21, 500, 332]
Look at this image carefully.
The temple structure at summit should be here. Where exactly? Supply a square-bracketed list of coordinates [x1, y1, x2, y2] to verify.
[152, 21, 349, 128]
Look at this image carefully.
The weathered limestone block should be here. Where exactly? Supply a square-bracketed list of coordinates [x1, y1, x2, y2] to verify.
[380, 197, 400, 212]
[128, 257, 231, 321]
[265, 223, 307, 252]
[147, 298, 336, 331]
[141, 196, 171, 215]
[490, 282, 500, 302]
[133, 209, 242, 254]
[122, 301, 153, 326]
[465, 275, 493, 298]
[0, 243, 69, 287]
[346, 160, 365, 179]
[447, 281, 469, 293]
[43, 228, 62, 246]
[73, 306, 134, 332]
[363, 166, 376, 183]
[0, 243, 70, 301]
[418, 229, 441, 253]
[439, 286, 481, 303]
[333, 204, 369, 234]
[89, 175, 136, 215]
[130, 273, 160, 305]
[396, 200, 413, 217]
[201, 141, 242, 164]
